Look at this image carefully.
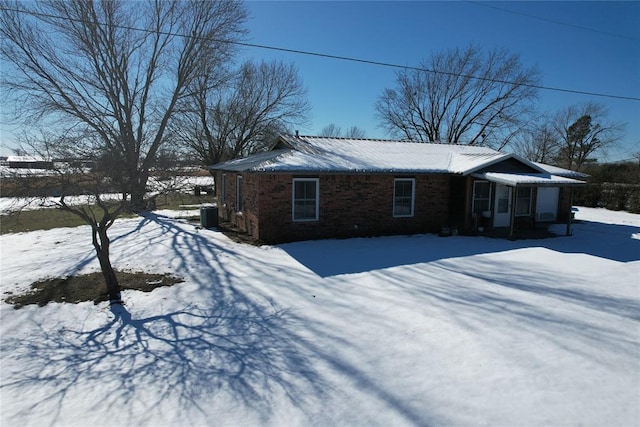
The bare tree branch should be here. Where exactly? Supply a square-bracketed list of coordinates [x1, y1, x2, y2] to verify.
[1, 0, 247, 209]
[375, 45, 540, 149]
[174, 60, 310, 166]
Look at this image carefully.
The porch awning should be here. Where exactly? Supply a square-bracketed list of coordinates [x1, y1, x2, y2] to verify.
[471, 172, 586, 187]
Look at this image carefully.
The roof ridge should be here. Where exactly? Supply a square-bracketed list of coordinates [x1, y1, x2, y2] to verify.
[287, 134, 486, 146]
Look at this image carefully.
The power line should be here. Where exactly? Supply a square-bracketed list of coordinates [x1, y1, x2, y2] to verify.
[2, 5, 640, 102]
[467, 1, 640, 42]
[232, 40, 640, 101]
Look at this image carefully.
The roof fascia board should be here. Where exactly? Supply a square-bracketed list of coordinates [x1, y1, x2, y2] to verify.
[471, 172, 586, 187]
[509, 153, 548, 173]
[272, 134, 296, 150]
[462, 153, 547, 176]
[471, 172, 517, 187]
[461, 153, 510, 175]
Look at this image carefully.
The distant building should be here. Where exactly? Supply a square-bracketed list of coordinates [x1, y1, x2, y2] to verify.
[6, 156, 54, 170]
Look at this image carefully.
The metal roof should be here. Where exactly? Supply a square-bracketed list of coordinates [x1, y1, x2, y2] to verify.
[211, 135, 585, 186]
[472, 172, 586, 187]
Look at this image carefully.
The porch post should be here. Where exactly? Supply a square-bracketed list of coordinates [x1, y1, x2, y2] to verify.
[566, 188, 573, 236]
[509, 185, 517, 238]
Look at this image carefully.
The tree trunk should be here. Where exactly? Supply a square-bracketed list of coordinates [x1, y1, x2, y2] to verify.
[92, 225, 122, 304]
[129, 178, 148, 212]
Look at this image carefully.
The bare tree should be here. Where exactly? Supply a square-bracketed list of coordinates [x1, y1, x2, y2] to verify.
[319, 123, 342, 138]
[375, 45, 540, 149]
[551, 103, 626, 170]
[319, 124, 366, 138]
[1, 0, 246, 302]
[175, 60, 310, 167]
[4, 129, 128, 303]
[1, 0, 247, 210]
[514, 120, 559, 163]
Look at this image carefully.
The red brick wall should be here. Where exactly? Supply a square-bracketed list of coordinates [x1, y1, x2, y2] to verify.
[252, 173, 450, 243]
[216, 172, 261, 238]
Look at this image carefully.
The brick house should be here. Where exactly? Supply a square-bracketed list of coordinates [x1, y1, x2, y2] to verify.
[210, 135, 585, 243]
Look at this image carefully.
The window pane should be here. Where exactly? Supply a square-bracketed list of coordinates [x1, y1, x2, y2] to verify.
[293, 179, 318, 221]
[517, 187, 531, 198]
[394, 200, 411, 216]
[396, 181, 412, 197]
[498, 198, 509, 213]
[294, 200, 316, 219]
[516, 199, 529, 215]
[515, 187, 531, 215]
[474, 182, 490, 198]
[295, 181, 315, 199]
[472, 181, 491, 215]
[394, 179, 414, 217]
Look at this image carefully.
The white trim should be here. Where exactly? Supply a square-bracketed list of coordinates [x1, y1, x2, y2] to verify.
[471, 172, 585, 187]
[292, 178, 319, 222]
[393, 178, 415, 218]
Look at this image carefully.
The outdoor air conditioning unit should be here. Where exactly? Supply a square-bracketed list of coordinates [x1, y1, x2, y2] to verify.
[536, 212, 556, 222]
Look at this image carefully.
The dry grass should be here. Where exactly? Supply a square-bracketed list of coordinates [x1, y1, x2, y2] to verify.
[0, 192, 215, 234]
[4, 270, 184, 309]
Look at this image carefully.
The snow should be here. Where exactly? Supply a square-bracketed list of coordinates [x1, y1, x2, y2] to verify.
[473, 171, 586, 186]
[1, 206, 638, 426]
[214, 135, 502, 173]
[211, 136, 587, 192]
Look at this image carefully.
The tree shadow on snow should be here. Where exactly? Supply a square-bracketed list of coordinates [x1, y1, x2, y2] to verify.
[1, 214, 327, 425]
[1, 298, 325, 426]
[280, 219, 639, 277]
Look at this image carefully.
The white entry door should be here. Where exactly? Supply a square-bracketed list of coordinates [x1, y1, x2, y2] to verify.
[494, 184, 512, 227]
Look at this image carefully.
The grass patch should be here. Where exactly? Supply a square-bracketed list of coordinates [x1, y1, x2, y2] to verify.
[0, 208, 109, 234]
[0, 192, 216, 234]
[4, 270, 184, 309]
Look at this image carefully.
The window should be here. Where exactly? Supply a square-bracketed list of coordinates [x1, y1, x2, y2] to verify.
[393, 178, 415, 217]
[515, 187, 532, 216]
[496, 185, 510, 214]
[473, 181, 491, 215]
[221, 173, 227, 204]
[236, 175, 243, 212]
[292, 178, 319, 221]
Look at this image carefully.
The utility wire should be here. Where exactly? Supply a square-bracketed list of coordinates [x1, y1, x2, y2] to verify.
[232, 40, 640, 101]
[467, 1, 640, 42]
[2, 5, 640, 102]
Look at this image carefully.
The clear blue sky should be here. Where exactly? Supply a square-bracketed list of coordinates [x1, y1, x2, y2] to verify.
[1, 1, 638, 163]
[239, 0, 640, 162]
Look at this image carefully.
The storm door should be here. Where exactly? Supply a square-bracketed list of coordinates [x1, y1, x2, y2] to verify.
[493, 184, 512, 227]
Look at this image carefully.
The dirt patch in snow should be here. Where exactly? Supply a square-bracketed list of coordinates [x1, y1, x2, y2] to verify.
[4, 271, 184, 309]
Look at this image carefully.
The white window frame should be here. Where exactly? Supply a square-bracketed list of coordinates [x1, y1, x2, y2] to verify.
[393, 178, 415, 218]
[236, 175, 243, 212]
[472, 180, 492, 215]
[515, 187, 532, 216]
[292, 178, 319, 222]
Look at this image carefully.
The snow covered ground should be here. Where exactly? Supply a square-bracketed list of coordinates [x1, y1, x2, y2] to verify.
[0, 207, 638, 426]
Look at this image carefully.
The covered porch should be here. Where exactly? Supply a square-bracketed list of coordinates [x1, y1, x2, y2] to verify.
[468, 172, 586, 239]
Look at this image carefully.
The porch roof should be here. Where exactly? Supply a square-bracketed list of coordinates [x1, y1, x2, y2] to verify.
[472, 171, 586, 187]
